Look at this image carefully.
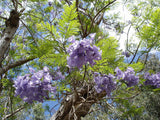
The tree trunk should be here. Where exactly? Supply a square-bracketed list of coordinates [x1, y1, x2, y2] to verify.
[0, 10, 19, 94]
[0, 10, 19, 64]
[50, 85, 106, 120]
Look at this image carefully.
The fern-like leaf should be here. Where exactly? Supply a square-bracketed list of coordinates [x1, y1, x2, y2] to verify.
[59, 2, 80, 39]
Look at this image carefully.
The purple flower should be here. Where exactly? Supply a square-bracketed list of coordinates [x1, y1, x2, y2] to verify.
[33, 70, 44, 80]
[14, 66, 56, 103]
[122, 51, 130, 57]
[54, 71, 65, 80]
[67, 34, 102, 68]
[29, 67, 35, 73]
[50, 68, 65, 81]
[144, 72, 150, 79]
[48, 1, 52, 6]
[89, 33, 96, 40]
[43, 66, 49, 72]
[144, 73, 160, 88]
[115, 67, 139, 87]
[94, 73, 116, 96]
[115, 67, 125, 79]
[126, 67, 135, 74]
[123, 74, 139, 87]
[0, 10, 2, 15]
[68, 36, 76, 43]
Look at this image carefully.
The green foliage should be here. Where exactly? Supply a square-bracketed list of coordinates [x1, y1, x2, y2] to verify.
[1, 0, 160, 120]
[128, 62, 143, 72]
[36, 21, 60, 39]
[32, 103, 45, 120]
[29, 39, 54, 57]
[16, 103, 46, 120]
[59, 2, 80, 39]
[1, 79, 12, 89]
[37, 38, 67, 67]
[143, 54, 160, 73]
[90, 36, 124, 74]
[130, 3, 160, 49]
[40, 52, 67, 66]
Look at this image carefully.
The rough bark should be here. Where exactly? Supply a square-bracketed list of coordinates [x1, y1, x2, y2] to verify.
[50, 85, 106, 120]
[0, 10, 20, 63]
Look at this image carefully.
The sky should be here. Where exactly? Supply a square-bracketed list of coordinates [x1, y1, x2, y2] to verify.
[100, 0, 140, 51]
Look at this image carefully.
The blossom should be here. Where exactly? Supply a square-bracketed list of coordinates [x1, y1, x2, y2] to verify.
[67, 34, 102, 69]
[14, 66, 56, 103]
[0, 10, 2, 15]
[144, 73, 160, 88]
[115, 67, 125, 79]
[122, 51, 130, 57]
[94, 73, 116, 96]
[48, 1, 52, 6]
[115, 67, 139, 87]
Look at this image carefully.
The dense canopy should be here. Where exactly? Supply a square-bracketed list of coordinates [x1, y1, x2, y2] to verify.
[0, 0, 160, 120]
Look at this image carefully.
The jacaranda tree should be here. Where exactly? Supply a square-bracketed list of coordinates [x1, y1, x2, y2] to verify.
[0, 0, 160, 120]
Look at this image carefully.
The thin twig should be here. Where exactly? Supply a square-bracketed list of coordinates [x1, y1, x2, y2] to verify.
[106, 92, 140, 100]
[126, 24, 134, 54]
[88, 0, 117, 35]
[11, 0, 16, 10]
[76, 0, 85, 38]
[136, 52, 146, 63]
[78, 7, 92, 21]
[15, 0, 23, 8]
[83, 65, 87, 81]
[64, 0, 72, 5]
[20, 20, 38, 46]
[138, 39, 159, 72]
[0, 16, 7, 20]
[129, 40, 142, 64]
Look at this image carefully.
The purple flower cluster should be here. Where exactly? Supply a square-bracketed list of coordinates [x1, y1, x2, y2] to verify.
[67, 34, 102, 69]
[122, 51, 130, 57]
[14, 67, 56, 103]
[51, 68, 65, 80]
[48, 1, 52, 6]
[144, 72, 160, 88]
[115, 67, 139, 87]
[54, 71, 65, 80]
[94, 73, 116, 96]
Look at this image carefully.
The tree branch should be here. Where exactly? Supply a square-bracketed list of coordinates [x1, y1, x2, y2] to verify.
[2, 106, 25, 120]
[129, 40, 142, 64]
[76, 0, 85, 38]
[138, 39, 159, 72]
[126, 24, 134, 54]
[20, 20, 38, 46]
[78, 7, 92, 21]
[0, 16, 7, 20]
[88, 0, 117, 35]
[64, 0, 72, 5]
[0, 57, 36, 76]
